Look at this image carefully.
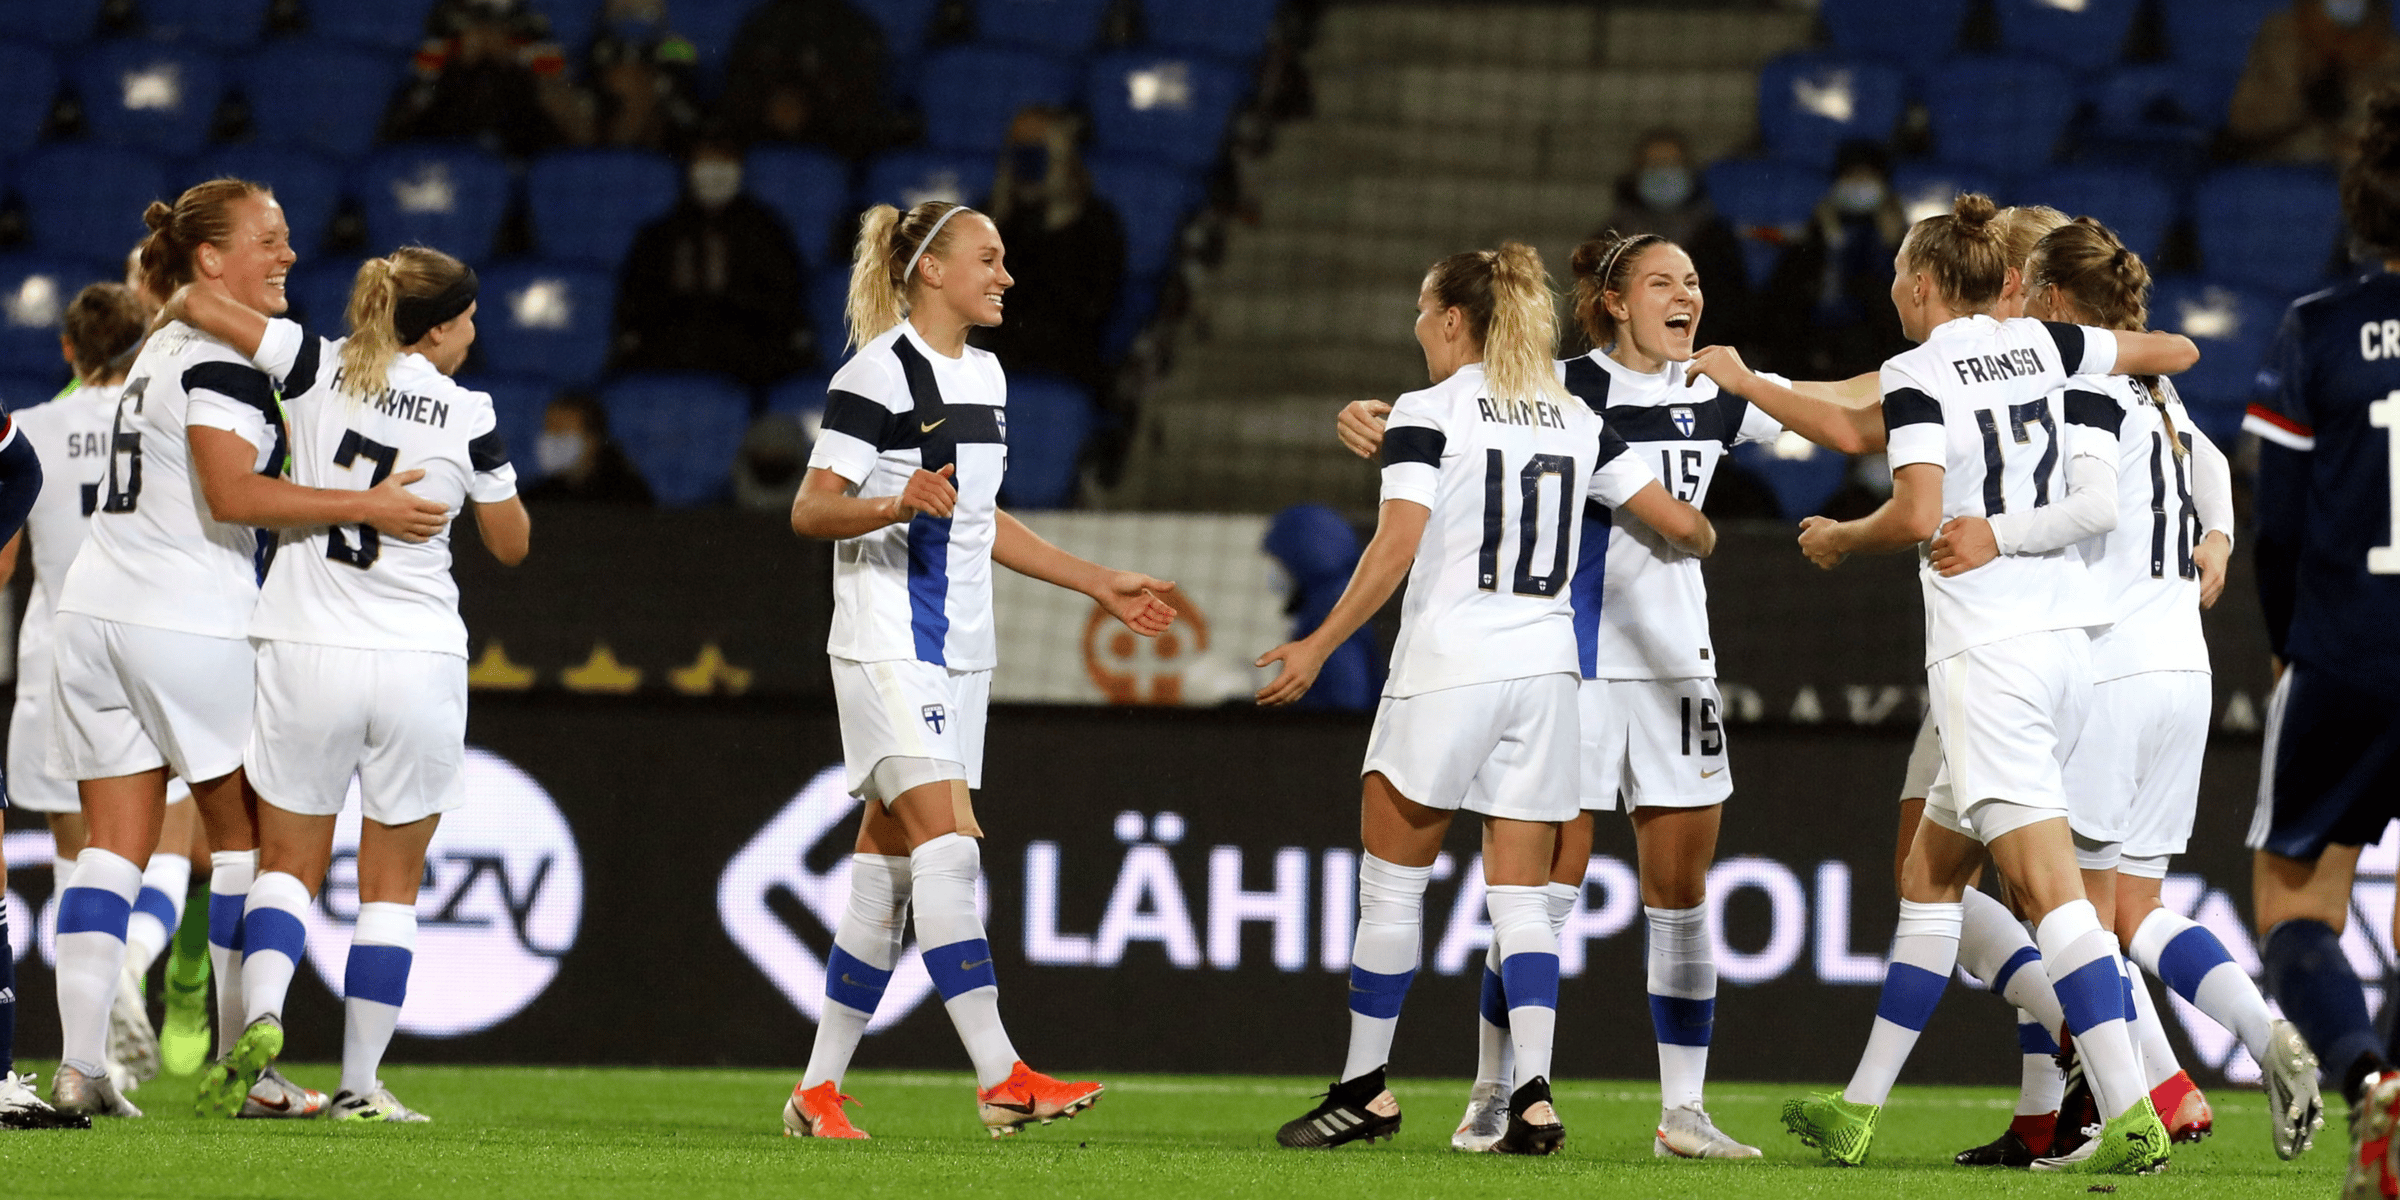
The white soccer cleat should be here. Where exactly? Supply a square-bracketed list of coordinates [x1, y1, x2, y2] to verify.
[107, 964, 161, 1086]
[330, 1083, 431, 1124]
[2263, 1019, 2324, 1160]
[1451, 1081, 1508, 1152]
[0, 1072, 91, 1129]
[48, 1063, 141, 1118]
[239, 1066, 328, 1120]
[1654, 1103, 1763, 1158]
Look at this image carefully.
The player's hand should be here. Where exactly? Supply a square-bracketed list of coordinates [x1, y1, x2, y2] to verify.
[1337, 400, 1391, 460]
[1929, 516, 1999, 577]
[1686, 345, 1754, 392]
[361, 468, 449, 543]
[890, 463, 957, 522]
[1255, 638, 1328, 706]
[1796, 515, 1849, 569]
[1096, 572, 1178, 637]
[2194, 530, 2231, 609]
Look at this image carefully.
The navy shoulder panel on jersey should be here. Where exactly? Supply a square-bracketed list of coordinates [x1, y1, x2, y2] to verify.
[281, 334, 323, 399]
[2040, 321, 2085, 373]
[2063, 388, 2124, 434]
[821, 388, 897, 449]
[468, 427, 510, 473]
[1594, 424, 1630, 466]
[184, 361, 274, 413]
[1561, 357, 1611, 407]
[1384, 426, 1445, 468]
[1882, 386, 1942, 428]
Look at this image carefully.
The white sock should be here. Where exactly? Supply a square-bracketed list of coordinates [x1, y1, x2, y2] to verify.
[1844, 899, 1960, 1107]
[53, 848, 142, 1076]
[2015, 1007, 2064, 1116]
[1474, 943, 1510, 1089]
[1488, 885, 1559, 1085]
[2037, 899, 2146, 1120]
[2129, 907, 2276, 1063]
[124, 852, 191, 977]
[803, 853, 912, 1090]
[208, 849, 257, 1051]
[340, 902, 415, 1098]
[240, 871, 313, 1027]
[1341, 854, 1431, 1083]
[1645, 904, 1714, 1111]
[2125, 964, 2181, 1091]
[909, 833, 1016, 1089]
[1959, 887, 2065, 1039]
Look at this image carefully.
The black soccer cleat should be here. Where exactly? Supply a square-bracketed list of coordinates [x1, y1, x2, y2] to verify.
[1493, 1076, 1565, 1156]
[1276, 1066, 1402, 1149]
[2051, 1039, 2099, 1161]
[1954, 1128, 2038, 1167]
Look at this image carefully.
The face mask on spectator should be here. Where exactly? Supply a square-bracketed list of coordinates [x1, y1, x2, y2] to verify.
[1636, 165, 1694, 210]
[1832, 176, 1886, 217]
[690, 160, 742, 208]
[537, 431, 587, 475]
[2326, 0, 2370, 26]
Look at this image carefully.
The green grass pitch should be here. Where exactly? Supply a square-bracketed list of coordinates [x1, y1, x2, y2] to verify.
[0, 1061, 2348, 1198]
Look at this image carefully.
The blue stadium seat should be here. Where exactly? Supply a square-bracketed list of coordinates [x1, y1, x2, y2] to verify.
[1993, 0, 2142, 73]
[854, 0, 943, 62]
[915, 46, 1077, 155]
[2016, 165, 2176, 262]
[308, 0, 436, 49]
[455, 373, 556, 481]
[764, 371, 835, 422]
[22, 145, 170, 262]
[0, 0, 104, 45]
[1084, 156, 1197, 276]
[355, 145, 513, 261]
[1141, 0, 1280, 60]
[972, 0, 1111, 54]
[1702, 159, 1828, 287]
[143, 0, 276, 46]
[0, 42, 59, 157]
[2163, 0, 2283, 76]
[1754, 54, 1906, 169]
[285, 257, 361, 333]
[0, 372, 72, 409]
[2148, 276, 2286, 449]
[665, 0, 750, 84]
[860, 149, 996, 210]
[1084, 52, 1249, 170]
[189, 145, 344, 255]
[526, 0, 600, 57]
[474, 262, 617, 386]
[745, 147, 852, 269]
[2193, 165, 2344, 294]
[2089, 62, 2237, 143]
[0, 255, 113, 375]
[526, 148, 682, 267]
[1817, 0, 1970, 72]
[995, 373, 1093, 509]
[807, 266, 853, 353]
[1924, 57, 2077, 176]
[1103, 272, 1158, 359]
[240, 41, 408, 161]
[1888, 161, 2009, 221]
[1731, 439, 1849, 522]
[601, 371, 753, 506]
[73, 42, 226, 153]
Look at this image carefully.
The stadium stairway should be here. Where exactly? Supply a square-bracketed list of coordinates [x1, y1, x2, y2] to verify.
[1100, 4, 1810, 513]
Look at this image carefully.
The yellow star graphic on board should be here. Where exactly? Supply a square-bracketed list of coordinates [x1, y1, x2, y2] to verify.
[561, 643, 642, 694]
[467, 641, 537, 691]
[669, 643, 754, 696]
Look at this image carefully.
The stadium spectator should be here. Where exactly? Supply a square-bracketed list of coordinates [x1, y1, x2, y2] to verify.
[2227, 0, 2400, 162]
[720, 0, 898, 158]
[970, 108, 1126, 392]
[1594, 130, 1754, 355]
[384, 0, 585, 156]
[1759, 139, 1911, 381]
[584, 0, 705, 152]
[611, 134, 813, 386]
[525, 392, 654, 504]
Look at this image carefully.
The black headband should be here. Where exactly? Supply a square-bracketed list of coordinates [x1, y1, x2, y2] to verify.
[393, 267, 479, 345]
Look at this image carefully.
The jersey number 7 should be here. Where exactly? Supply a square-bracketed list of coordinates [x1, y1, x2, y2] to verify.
[327, 429, 399, 570]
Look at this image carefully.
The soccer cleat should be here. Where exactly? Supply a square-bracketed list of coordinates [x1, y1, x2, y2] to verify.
[2152, 1069, 2213, 1143]
[196, 1015, 284, 1118]
[329, 1084, 429, 1123]
[1450, 1080, 1507, 1152]
[240, 1066, 327, 1120]
[1954, 1128, 2040, 1167]
[2263, 1019, 2324, 1160]
[2051, 1049, 2097, 1160]
[0, 1072, 92, 1130]
[782, 1080, 867, 1139]
[1275, 1065, 1401, 1149]
[108, 963, 161, 1086]
[2032, 1096, 2170, 1175]
[159, 962, 212, 1076]
[1654, 1103, 1760, 1158]
[48, 1063, 141, 1118]
[1781, 1092, 1878, 1166]
[1493, 1076, 1564, 1156]
[977, 1062, 1102, 1138]
[2345, 1071, 2400, 1200]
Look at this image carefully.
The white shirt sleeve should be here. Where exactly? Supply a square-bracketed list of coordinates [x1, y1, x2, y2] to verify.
[184, 358, 274, 457]
[1988, 424, 2121, 554]
[2044, 321, 2120, 377]
[2186, 418, 2235, 544]
[245, 318, 305, 381]
[1379, 394, 1445, 509]
[1880, 362, 1946, 470]
[805, 359, 908, 487]
[1733, 372, 1790, 445]
[464, 392, 519, 504]
[1586, 426, 1658, 507]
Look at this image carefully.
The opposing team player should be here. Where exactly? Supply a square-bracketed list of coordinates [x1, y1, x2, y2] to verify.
[0, 294, 56, 1130]
[43, 180, 445, 1119]
[2236, 87, 2400, 1200]
[1271, 243, 1716, 1155]
[784, 200, 1179, 1140]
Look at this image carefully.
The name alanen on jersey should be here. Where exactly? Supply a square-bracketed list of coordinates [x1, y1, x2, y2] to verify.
[1478, 396, 1572, 430]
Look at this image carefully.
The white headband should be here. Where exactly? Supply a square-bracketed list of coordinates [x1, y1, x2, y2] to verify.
[903, 204, 969, 282]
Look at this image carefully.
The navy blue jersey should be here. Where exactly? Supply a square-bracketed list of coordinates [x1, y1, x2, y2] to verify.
[2245, 271, 2400, 696]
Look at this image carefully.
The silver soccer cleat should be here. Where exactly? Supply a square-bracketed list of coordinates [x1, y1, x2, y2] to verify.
[48, 1062, 141, 1118]
[2263, 1019, 2325, 1160]
[1451, 1080, 1508, 1152]
[329, 1083, 431, 1124]
[1655, 1103, 1764, 1158]
[108, 963, 161, 1086]
[239, 1066, 328, 1120]
[0, 1071, 91, 1130]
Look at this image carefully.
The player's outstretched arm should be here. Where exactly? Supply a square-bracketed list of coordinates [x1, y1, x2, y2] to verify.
[189, 427, 448, 540]
[788, 463, 954, 540]
[1797, 462, 1943, 569]
[1617, 482, 1717, 558]
[163, 282, 271, 359]
[473, 495, 531, 566]
[993, 509, 1176, 637]
[2108, 329, 2201, 376]
[1256, 499, 1427, 706]
[1929, 446, 2120, 577]
[1686, 346, 1886, 454]
[1335, 400, 1391, 460]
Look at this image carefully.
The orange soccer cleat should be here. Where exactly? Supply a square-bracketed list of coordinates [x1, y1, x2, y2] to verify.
[977, 1062, 1105, 1137]
[2152, 1070, 2213, 1144]
[782, 1080, 868, 1140]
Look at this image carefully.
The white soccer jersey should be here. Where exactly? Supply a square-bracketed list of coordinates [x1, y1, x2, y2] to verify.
[1380, 363, 1658, 698]
[1882, 315, 2125, 665]
[13, 381, 124, 688]
[2077, 374, 2231, 681]
[806, 322, 1008, 670]
[54, 319, 304, 638]
[244, 323, 518, 657]
[1562, 351, 1787, 679]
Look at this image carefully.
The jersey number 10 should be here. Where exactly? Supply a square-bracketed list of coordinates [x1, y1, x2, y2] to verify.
[1478, 449, 1576, 598]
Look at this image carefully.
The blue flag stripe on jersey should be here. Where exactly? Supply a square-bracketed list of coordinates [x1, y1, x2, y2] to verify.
[1602, 400, 1733, 445]
[1570, 500, 1610, 678]
[1383, 426, 1444, 467]
[891, 336, 962, 667]
[2040, 320, 2086, 373]
[1883, 386, 1942, 428]
[2064, 388, 2125, 434]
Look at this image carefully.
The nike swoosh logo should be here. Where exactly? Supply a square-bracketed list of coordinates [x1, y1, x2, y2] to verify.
[921, 419, 945, 433]
[1700, 768, 1724, 778]
[252, 1094, 290, 1112]
[962, 958, 992, 971]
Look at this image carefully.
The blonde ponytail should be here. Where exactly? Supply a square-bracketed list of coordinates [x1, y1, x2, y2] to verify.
[1426, 242, 1567, 406]
[845, 200, 980, 353]
[338, 245, 476, 397]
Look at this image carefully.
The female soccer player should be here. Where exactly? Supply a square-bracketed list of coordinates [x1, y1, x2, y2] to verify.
[44, 180, 445, 1119]
[164, 245, 530, 1123]
[783, 200, 1178, 1140]
[0, 293, 55, 1130]
[1271, 243, 1716, 1156]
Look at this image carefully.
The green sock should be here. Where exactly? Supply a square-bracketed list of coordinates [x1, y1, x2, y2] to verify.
[168, 882, 212, 990]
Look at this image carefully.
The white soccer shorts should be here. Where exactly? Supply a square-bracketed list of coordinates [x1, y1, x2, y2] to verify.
[1897, 709, 1942, 804]
[246, 641, 468, 826]
[2063, 669, 2210, 871]
[46, 613, 252, 785]
[1362, 673, 1579, 823]
[10, 667, 197, 812]
[1922, 628, 2093, 844]
[1579, 676, 1734, 812]
[831, 656, 990, 801]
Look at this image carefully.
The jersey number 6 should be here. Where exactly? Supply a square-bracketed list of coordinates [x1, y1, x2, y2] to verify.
[1478, 449, 1575, 598]
[99, 376, 148, 514]
[327, 429, 399, 570]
